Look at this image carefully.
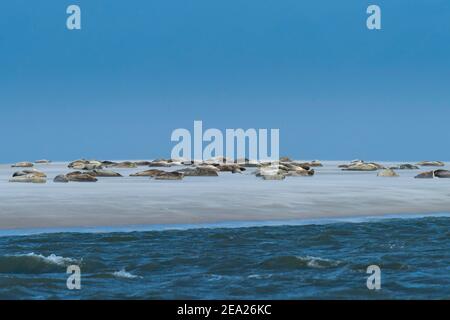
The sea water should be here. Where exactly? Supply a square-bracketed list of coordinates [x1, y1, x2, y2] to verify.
[0, 216, 449, 299]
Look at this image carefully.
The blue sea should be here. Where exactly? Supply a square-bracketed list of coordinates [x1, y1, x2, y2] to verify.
[0, 216, 449, 299]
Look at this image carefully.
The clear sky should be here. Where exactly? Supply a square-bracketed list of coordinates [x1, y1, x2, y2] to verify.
[1, 0, 449, 162]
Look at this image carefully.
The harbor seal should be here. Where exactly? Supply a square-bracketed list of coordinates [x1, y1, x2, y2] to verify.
[69, 160, 103, 170]
[11, 162, 34, 168]
[154, 171, 184, 180]
[377, 169, 399, 177]
[414, 171, 434, 179]
[262, 173, 286, 180]
[148, 160, 173, 167]
[176, 167, 219, 176]
[66, 171, 98, 182]
[9, 175, 46, 183]
[130, 169, 165, 177]
[35, 159, 51, 164]
[416, 161, 445, 167]
[54, 175, 69, 183]
[87, 170, 122, 177]
[109, 161, 137, 168]
[342, 163, 379, 171]
[434, 170, 450, 178]
[13, 169, 47, 178]
[390, 164, 420, 170]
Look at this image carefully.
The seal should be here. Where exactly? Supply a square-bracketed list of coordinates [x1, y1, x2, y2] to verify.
[9, 174, 46, 183]
[414, 171, 434, 179]
[342, 163, 379, 171]
[11, 162, 34, 168]
[35, 159, 51, 164]
[434, 169, 450, 178]
[130, 169, 165, 177]
[154, 171, 184, 180]
[108, 161, 137, 168]
[87, 170, 122, 177]
[66, 171, 98, 182]
[69, 160, 103, 170]
[13, 169, 47, 178]
[54, 174, 69, 183]
[177, 167, 219, 176]
[377, 169, 399, 177]
[416, 161, 445, 167]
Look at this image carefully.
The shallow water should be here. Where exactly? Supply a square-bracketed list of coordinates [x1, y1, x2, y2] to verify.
[1, 216, 449, 299]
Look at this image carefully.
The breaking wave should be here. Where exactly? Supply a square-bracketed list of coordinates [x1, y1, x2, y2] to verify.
[0, 253, 79, 274]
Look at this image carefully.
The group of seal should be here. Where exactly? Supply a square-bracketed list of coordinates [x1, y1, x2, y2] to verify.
[414, 169, 450, 179]
[9, 168, 47, 183]
[6, 158, 449, 183]
[336, 160, 449, 178]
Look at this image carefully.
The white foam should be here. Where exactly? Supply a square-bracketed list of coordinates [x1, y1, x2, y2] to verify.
[296, 255, 341, 268]
[15, 253, 78, 266]
[112, 269, 141, 279]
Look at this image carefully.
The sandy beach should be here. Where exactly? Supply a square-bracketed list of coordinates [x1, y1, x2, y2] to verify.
[1, 161, 450, 231]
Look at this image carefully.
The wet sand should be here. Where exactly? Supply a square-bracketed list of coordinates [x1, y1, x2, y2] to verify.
[1, 161, 450, 231]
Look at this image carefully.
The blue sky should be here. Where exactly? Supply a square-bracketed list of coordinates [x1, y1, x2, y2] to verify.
[1, 0, 449, 162]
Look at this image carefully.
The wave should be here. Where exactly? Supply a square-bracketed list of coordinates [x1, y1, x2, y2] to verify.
[21, 253, 78, 266]
[112, 269, 141, 279]
[260, 255, 341, 270]
[0, 253, 79, 274]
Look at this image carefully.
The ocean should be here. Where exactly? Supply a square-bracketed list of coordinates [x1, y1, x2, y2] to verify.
[1, 216, 449, 299]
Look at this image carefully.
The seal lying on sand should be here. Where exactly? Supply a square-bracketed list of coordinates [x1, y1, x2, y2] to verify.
[87, 169, 122, 177]
[9, 168, 46, 183]
[434, 169, 450, 178]
[135, 161, 152, 166]
[148, 160, 173, 167]
[13, 169, 47, 178]
[286, 168, 315, 177]
[390, 164, 420, 170]
[262, 173, 286, 180]
[416, 161, 445, 167]
[54, 174, 69, 183]
[342, 162, 380, 171]
[295, 160, 323, 167]
[11, 162, 34, 168]
[154, 171, 184, 180]
[177, 166, 219, 176]
[203, 156, 232, 164]
[69, 160, 103, 170]
[377, 169, 399, 177]
[9, 174, 46, 183]
[255, 162, 314, 179]
[67, 172, 98, 182]
[57, 171, 98, 182]
[35, 159, 51, 164]
[414, 169, 450, 179]
[414, 171, 435, 179]
[101, 161, 117, 166]
[215, 164, 246, 173]
[232, 158, 259, 167]
[108, 161, 137, 168]
[130, 169, 165, 177]
[339, 160, 384, 171]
